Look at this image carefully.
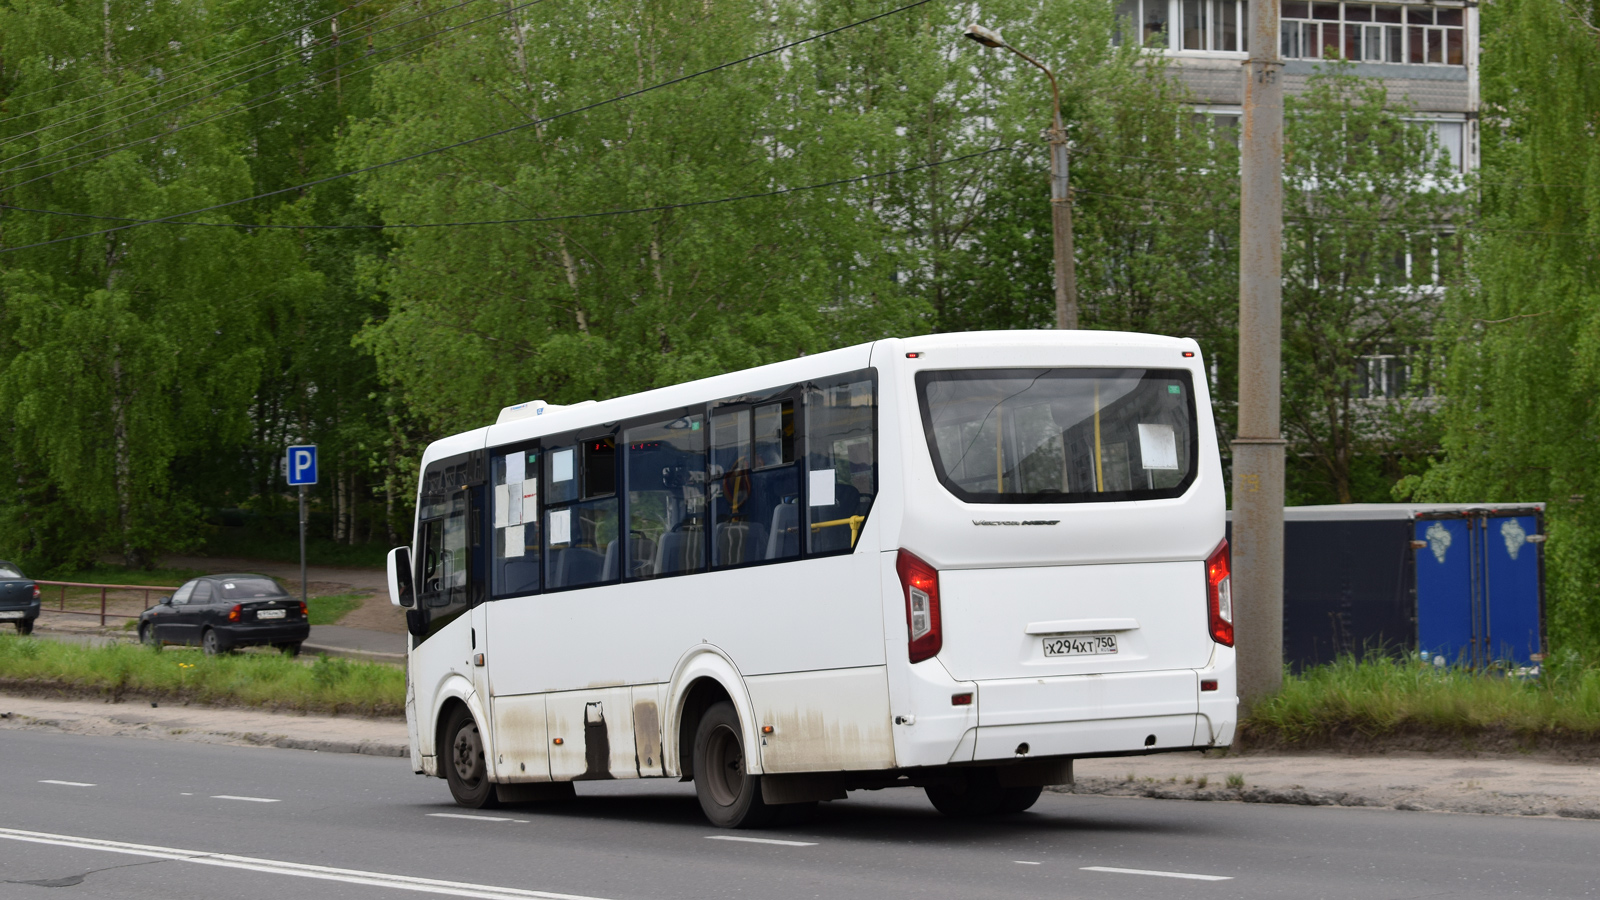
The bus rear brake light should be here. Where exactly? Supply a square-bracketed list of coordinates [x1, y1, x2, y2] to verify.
[896, 549, 942, 663]
[1205, 539, 1233, 647]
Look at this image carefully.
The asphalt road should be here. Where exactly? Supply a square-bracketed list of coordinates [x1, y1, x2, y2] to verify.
[0, 730, 1595, 900]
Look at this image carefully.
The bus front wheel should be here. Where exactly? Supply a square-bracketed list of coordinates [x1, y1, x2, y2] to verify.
[692, 701, 776, 829]
[443, 706, 502, 809]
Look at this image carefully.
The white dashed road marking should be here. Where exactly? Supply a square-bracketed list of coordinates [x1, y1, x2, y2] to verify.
[427, 813, 516, 822]
[38, 780, 95, 787]
[1082, 866, 1233, 882]
[705, 835, 818, 847]
[1013, 860, 1041, 865]
[210, 795, 280, 803]
[0, 827, 614, 899]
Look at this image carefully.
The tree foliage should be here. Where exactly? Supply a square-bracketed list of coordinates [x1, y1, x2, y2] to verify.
[1409, 0, 1600, 655]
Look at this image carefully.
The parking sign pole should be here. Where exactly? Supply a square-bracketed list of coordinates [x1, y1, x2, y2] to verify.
[299, 484, 308, 611]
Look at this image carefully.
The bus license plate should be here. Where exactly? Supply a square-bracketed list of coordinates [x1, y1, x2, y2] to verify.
[1042, 634, 1118, 657]
[257, 609, 286, 619]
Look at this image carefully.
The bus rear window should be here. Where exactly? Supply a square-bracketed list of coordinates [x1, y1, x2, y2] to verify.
[916, 368, 1197, 503]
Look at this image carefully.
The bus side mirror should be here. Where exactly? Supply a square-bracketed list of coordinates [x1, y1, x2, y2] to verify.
[388, 546, 415, 608]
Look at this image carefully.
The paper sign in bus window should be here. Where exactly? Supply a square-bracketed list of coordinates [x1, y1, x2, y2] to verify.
[505, 481, 523, 526]
[506, 453, 526, 485]
[549, 508, 571, 547]
[503, 524, 525, 558]
[1138, 424, 1180, 471]
[522, 482, 538, 523]
[552, 449, 574, 483]
[809, 469, 837, 507]
[493, 484, 510, 528]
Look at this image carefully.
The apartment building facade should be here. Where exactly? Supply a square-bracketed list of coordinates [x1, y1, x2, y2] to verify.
[1116, 0, 1479, 175]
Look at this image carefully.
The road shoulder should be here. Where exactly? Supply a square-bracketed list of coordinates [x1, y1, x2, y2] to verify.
[0, 691, 408, 758]
[1066, 749, 1600, 820]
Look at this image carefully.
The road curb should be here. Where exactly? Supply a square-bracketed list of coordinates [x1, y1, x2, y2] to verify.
[1053, 778, 1600, 820]
[229, 731, 409, 757]
[302, 642, 407, 663]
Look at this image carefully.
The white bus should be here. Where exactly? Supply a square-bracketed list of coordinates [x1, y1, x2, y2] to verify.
[387, 330, 1236, 827]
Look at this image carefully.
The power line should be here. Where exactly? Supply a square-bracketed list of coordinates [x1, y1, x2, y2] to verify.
[0, 0, 372, 115]
[0, 146, 1017, 242]
[0, 0, 941, 253]
[0, 0, 505, 178]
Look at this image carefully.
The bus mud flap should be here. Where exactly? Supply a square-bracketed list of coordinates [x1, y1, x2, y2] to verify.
[761, 774, 848, 805]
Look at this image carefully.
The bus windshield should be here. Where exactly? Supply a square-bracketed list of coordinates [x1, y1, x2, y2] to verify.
[916, 367, 1196, 503]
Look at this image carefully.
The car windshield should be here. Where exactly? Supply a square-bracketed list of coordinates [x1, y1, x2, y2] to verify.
[217, 578, 288, 600]
[0, 564, 23, 579]
[916, 367, 1197, 503]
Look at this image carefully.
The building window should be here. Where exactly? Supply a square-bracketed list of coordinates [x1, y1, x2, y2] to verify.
[1117, 0, 1250, 51]
[1281, 3, 1464, 65]
[1355, 348, 1411, 399]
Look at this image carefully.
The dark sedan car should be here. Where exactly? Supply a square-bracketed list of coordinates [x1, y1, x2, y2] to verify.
[0, 560, 41, 635]
[139, 574, 309, 656]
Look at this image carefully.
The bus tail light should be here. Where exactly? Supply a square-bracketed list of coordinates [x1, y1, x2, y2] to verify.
[896, 550, 942, 663]
[1205, 539, 1233, 647]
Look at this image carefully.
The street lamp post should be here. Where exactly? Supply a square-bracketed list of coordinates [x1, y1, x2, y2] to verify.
[964, 24, 1078, 330]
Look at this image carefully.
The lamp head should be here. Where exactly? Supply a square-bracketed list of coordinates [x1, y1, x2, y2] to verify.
[964, 23, 1005, 48]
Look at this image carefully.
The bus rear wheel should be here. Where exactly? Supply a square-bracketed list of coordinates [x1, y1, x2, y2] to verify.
[926, 768, 1012, 817]
[692, 701, 775, 829]
[443, 706, 501, 809]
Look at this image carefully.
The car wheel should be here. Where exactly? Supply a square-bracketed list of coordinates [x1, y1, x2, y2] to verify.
[692, 701, 776, 829]
[925, 768, 1004, 817]
[201, 628, 229, 656]
[275, 642, 302, 658]
[140, 624, 160, 650]
[15, 619, 33, 636]
[443, 706, 501, 809]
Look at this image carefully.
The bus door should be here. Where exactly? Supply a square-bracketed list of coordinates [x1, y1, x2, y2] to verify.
[412, 452, 487, 757]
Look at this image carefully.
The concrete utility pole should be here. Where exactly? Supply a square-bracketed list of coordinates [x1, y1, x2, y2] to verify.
[1233, 0, 1287, 706]
[964, 24, 1078, 330]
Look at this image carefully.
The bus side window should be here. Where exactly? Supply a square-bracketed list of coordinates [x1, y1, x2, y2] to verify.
[625, 414, 706, 578]
[713, 400, 799, 566]
[492, 448, 541, 597]
[545, 436, 620, 590]
[806, 374, 876, 554]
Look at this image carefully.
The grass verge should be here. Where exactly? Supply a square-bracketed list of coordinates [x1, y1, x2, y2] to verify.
[0, 635, 403, 716]
[1242, 654, 1600, 753]
[306, 592, 364, 626]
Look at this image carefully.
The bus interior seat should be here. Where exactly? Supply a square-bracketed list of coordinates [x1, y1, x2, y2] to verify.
[604, 533, 657, 580]
[715, 520, 769, 567]
[766, 504, 799, 560]
[552, 546, 605, 587]
[655, 527, 703, 576]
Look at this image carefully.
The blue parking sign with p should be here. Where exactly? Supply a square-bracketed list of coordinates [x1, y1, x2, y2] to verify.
[287, 445, 318, 486]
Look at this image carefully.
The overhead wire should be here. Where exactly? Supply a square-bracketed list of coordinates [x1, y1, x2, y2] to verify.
[0, 146, 1019, 240]
[0, 0, 366, 115]
[0, 0, 941, 253]
[0, 0, 385, 141]
[0, 0, 502, 176]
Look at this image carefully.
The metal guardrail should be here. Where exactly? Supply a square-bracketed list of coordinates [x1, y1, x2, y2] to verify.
[36, 581, 182, 627]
